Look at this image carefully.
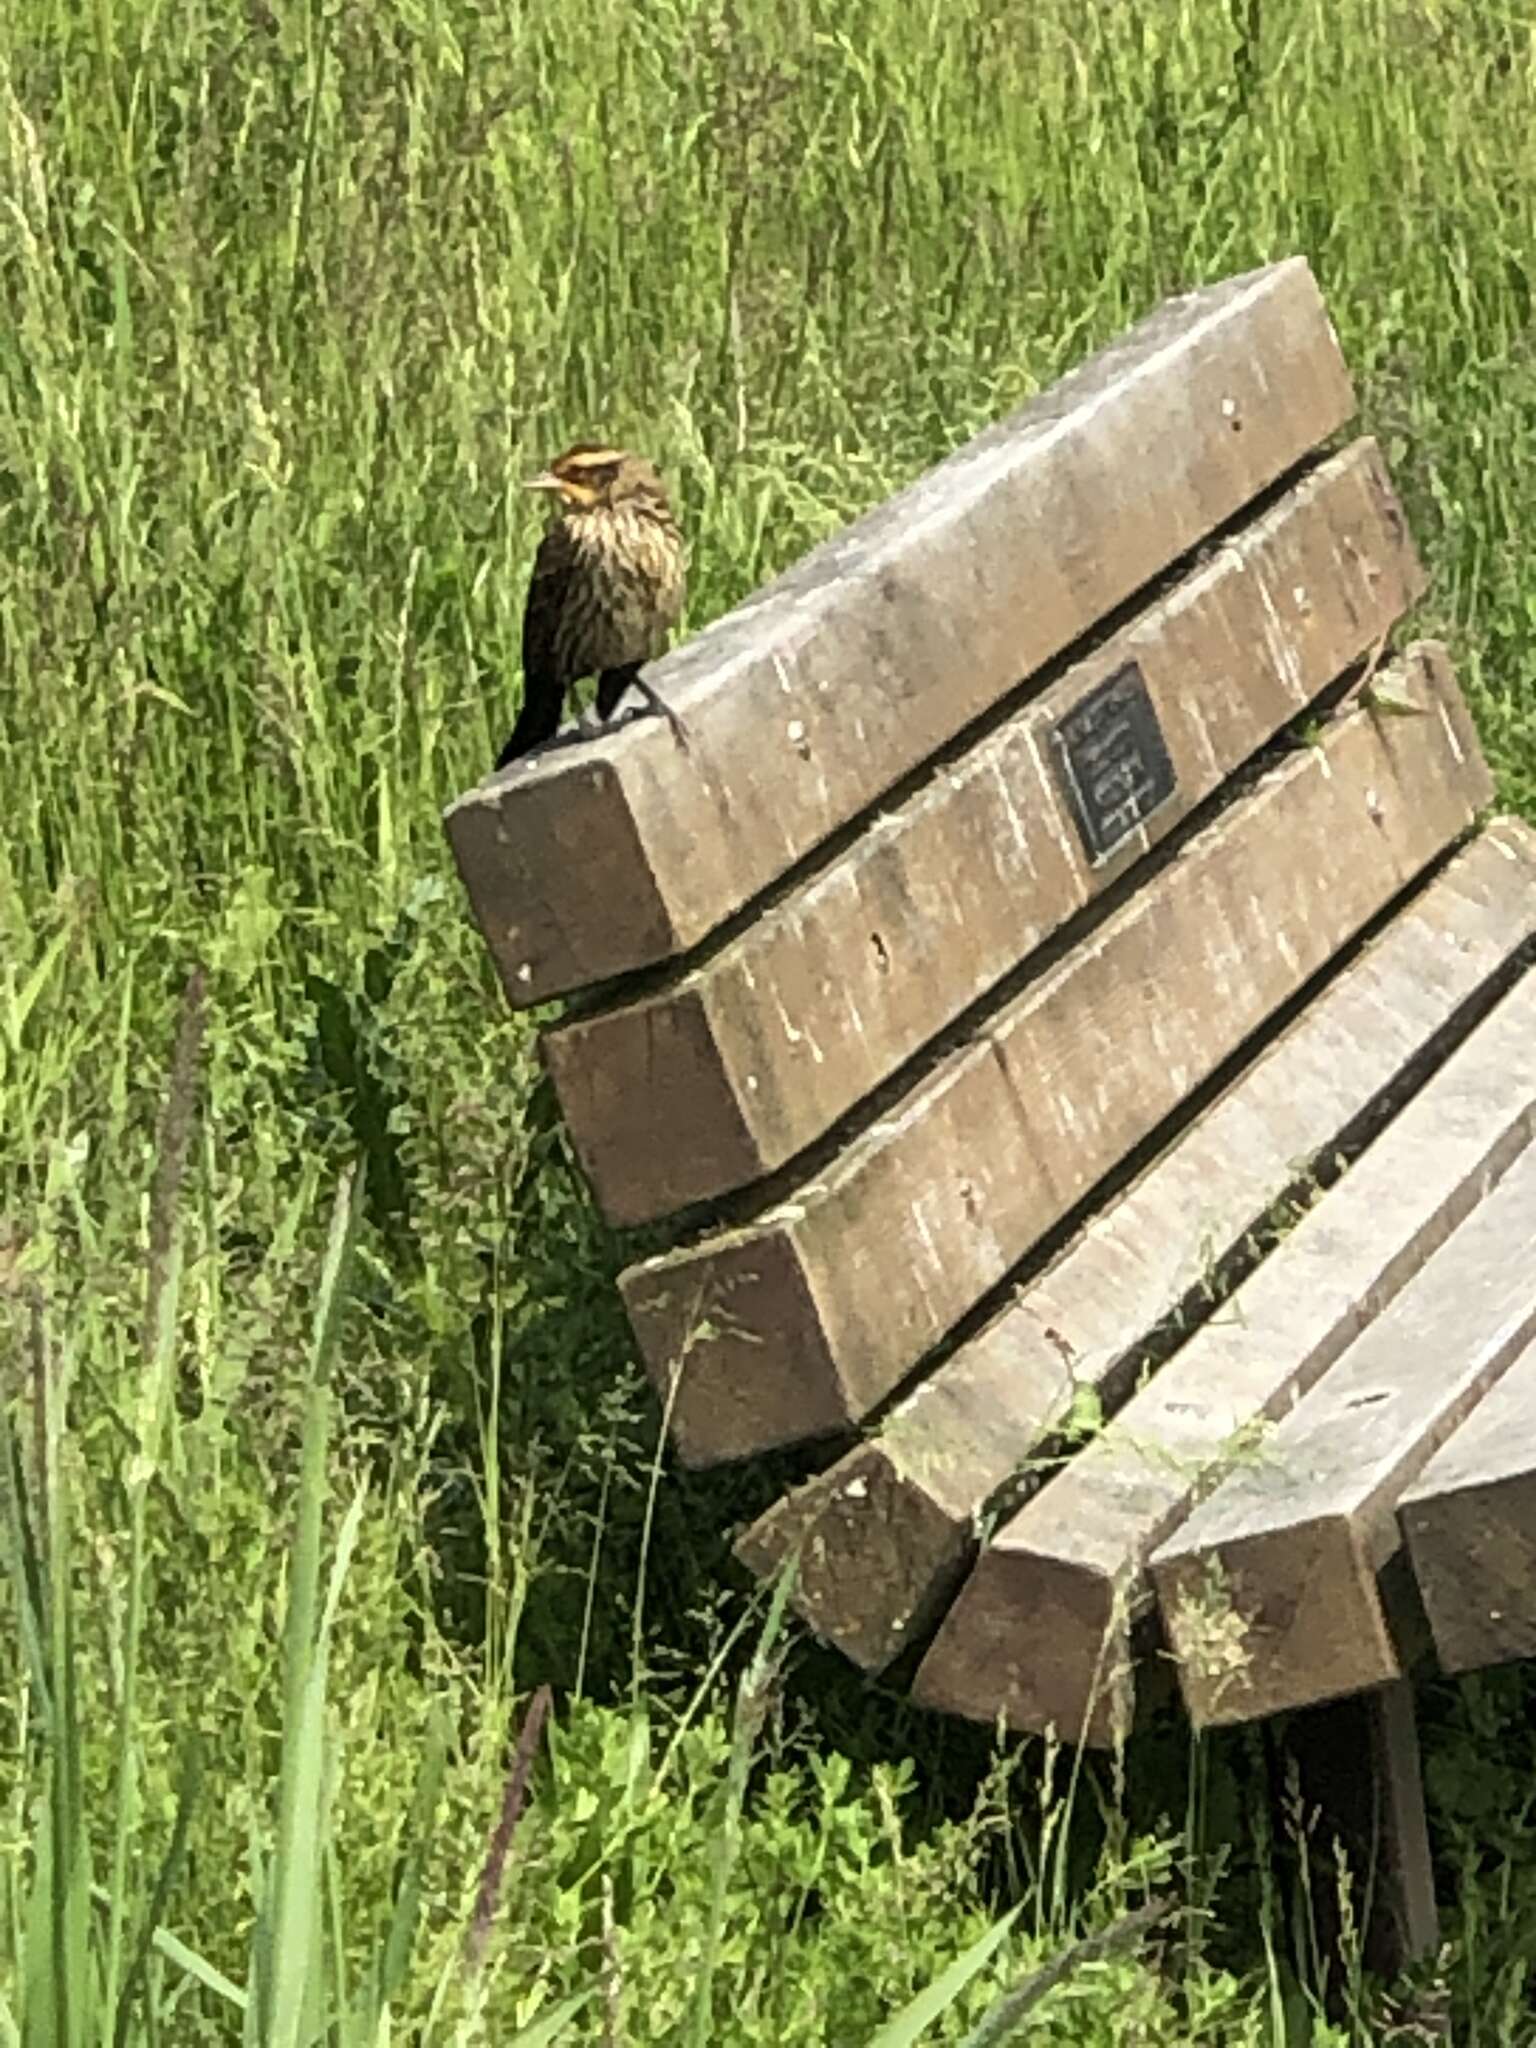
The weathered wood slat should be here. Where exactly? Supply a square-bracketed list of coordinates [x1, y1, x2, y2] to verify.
[546, 440, 1423, 1227]
[911, 959, 1536, 1742]
[622, 645, 1492, 1468]
[1398, 1333, 1536, 1675]
[1150, 1138, 1536, 1728]
[734, 822, 1536, 1675]
[445, 259, 1355, 1008]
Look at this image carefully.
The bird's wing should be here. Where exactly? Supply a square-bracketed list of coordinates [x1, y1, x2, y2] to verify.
[521, 523, 571, 681]
[505, 523, 573, 756]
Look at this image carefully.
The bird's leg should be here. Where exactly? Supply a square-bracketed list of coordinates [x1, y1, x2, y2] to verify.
[596, 664, 690, 751]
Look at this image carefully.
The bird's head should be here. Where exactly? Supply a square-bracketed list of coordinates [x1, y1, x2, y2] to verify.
[524, 443, 670, 514]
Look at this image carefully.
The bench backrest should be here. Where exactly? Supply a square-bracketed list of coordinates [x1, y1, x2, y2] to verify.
[446, 257, 1533, 1746]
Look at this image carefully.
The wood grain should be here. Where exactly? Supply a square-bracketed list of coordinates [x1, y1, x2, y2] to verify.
[735, 823, 1536, 1676]
[623, 645, 1493, 1469]
[1151, 1138, 1536, 1726]
[546, 440, 1423, 1225]
[913, 957, 1536, 1741]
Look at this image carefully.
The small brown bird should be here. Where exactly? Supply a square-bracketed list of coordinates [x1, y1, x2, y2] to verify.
[495, 443, 688, 767]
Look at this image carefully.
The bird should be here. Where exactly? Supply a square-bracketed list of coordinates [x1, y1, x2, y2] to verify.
[495, 443, 689, 768]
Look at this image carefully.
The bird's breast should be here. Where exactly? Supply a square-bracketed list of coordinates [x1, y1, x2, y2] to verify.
[563, 508, 685, 663]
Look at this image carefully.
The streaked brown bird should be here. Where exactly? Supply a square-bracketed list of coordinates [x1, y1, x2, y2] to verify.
[495, 443, 688, 768]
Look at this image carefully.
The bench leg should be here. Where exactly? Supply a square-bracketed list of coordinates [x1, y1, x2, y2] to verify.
[1272, 1678, 1439, 1983]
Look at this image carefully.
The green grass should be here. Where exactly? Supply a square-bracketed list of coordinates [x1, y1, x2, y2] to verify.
[3, 0, 1536, 2038]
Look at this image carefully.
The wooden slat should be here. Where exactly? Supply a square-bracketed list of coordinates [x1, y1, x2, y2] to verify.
[735, 823, 1536, 1676]
[622, 645, 1492, 1468]
[1398, 1333, 1536, 1674]
[1150, 1138, 1536, 1728]
[445, 259, 1354, 1007]
[546, 440, 1423, 1226]
[910, 959, 1536, 1741]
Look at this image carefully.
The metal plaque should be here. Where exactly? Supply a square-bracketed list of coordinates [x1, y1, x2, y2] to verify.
[1050, 661, 1177, 865]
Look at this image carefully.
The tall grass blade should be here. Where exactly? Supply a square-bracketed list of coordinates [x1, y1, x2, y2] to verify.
[42, 1314, 92, 2048]
[956, 1899, 1173, 2048]
[466, 1684, 552, 1974]
[111, 1736, 205, 2047]
[106, 967, 206, 2035]
[500, 1989, 595, 2046]
[253, 1161, 365, 2048]
[87, 1882, 248, 2017]
[863, 1905, 1023, 2048]
[688, 1560, 799, 2048]
[349, 1711, 450, 2038]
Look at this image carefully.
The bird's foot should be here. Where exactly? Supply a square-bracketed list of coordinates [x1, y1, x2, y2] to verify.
[580, 682, 691, 751]
[631, 676, 691, 751]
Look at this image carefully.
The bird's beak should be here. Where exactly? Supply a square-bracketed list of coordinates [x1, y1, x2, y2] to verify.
[522, 471, 565, 496]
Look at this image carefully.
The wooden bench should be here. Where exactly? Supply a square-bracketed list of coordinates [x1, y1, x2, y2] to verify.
[445, 257, 1536, 1980]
